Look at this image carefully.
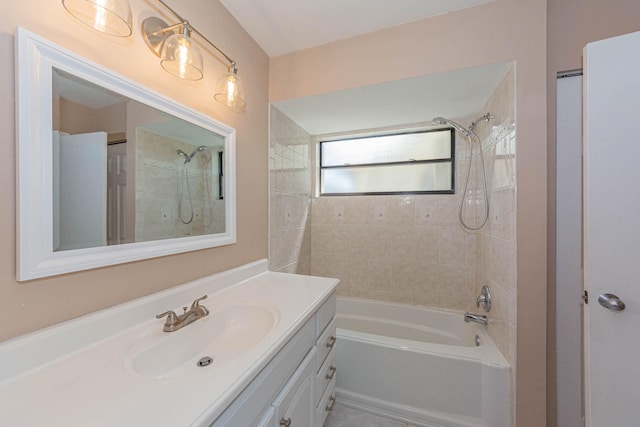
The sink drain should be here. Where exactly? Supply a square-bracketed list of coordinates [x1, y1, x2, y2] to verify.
[197, 356, 213, 367]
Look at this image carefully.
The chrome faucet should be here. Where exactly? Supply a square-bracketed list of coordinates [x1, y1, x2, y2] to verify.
[464, 312, 488, 325]
[156, 295, 209, 332]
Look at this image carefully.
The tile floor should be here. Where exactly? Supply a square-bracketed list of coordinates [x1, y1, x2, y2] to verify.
[324, 403, 421, 427]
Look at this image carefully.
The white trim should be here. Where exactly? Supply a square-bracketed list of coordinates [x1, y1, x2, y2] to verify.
[15, 27, 237, 281]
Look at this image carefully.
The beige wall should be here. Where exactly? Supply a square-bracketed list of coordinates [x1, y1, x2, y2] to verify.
[0, 0, 269, 341]
[58, 98, 99, 134]
[546, 1, 640, 426]
[270, 1, 547, 426]
[56, 98, 127, 137]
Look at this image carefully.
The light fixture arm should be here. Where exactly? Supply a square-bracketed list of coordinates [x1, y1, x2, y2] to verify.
[157, 0, 187, 23]
[146, 21, 187, 38]
[141, 0, 246, 112]
[156, 0, 237, 71]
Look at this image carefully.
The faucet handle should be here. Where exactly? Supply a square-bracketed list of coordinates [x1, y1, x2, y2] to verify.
[191, 295, 209, 315]
[156, 310, 179, 324]
[476, 285, 492, 312]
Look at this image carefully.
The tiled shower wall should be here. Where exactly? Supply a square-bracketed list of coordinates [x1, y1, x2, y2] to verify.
[469, 66, 517, 365]
[310, 172, 477, 309]
[268, 106, 312, 273]
[268, 66, 516, 366]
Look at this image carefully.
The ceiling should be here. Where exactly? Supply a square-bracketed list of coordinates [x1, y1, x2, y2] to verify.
[220, 0, 495, 57]
[53, 69, 126, 109]
[271, 61, 512, 136]
[221, 1, 506, 135]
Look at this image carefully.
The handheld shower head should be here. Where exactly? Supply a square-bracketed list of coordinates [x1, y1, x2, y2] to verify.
[432, 113, 493, 231]
[431, 117, 469, 136]
[178, 146, 210, 163]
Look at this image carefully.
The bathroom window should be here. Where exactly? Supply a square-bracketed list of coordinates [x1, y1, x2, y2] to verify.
[319, 129, 455, 195]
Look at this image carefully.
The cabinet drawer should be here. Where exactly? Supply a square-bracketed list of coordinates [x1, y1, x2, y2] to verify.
[315, 293, 336, 337]
[316, 347, 336, 404]
[316, 318, 336, 372]
[315, 376, 336, 427]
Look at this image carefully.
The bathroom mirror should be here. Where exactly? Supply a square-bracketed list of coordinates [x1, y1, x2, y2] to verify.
[16, 28, 237, 281]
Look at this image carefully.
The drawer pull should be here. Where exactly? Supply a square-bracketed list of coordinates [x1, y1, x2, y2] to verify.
[279, 418, 292, 427]
[325, 365, 337, 380]
[326, 335, 337, 348]
[325, 396, 336, 412]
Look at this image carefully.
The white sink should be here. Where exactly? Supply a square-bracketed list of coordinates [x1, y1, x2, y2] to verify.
[128, 304, 279, 378]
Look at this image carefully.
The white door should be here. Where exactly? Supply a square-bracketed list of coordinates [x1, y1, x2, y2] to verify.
[54, 132, 108, 251]
[583, 31, 640, 427]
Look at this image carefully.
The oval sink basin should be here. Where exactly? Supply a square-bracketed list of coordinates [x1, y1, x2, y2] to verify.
[128, 304, 278, 378]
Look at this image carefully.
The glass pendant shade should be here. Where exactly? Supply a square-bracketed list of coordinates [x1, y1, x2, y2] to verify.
[160, 32, 204, 81]
[214, 70, 246, 113]
[62, 0, 132, 37]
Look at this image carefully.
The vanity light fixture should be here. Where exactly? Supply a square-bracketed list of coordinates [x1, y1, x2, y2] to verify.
[62, 0, 133, 37]
[141, 0, 246, 112]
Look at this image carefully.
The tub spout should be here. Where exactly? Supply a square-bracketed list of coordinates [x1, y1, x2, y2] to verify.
[464, 312, 488, 325]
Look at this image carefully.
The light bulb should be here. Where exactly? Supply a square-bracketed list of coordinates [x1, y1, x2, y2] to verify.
[177, 43, 189, 79]
[225, 74, 237, 105]
[94, 0, 108, 32]
[214, 68, 246, 113]
[159, 31, 203, 81]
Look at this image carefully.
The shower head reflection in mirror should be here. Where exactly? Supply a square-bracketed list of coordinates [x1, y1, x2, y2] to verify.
[16, 27, 236, 280]
[432, 113, 492, 231]
[177, 146, 212, 225]
[177, 145, 208, 164]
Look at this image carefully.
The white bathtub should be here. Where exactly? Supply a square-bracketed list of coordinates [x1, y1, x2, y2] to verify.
[335, 297, 511, 427]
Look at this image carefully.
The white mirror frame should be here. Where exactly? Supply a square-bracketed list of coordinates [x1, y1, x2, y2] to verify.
[15, 27, 237, 281]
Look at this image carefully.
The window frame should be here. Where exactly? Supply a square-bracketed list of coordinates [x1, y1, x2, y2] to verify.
[318, 128, 456, 196]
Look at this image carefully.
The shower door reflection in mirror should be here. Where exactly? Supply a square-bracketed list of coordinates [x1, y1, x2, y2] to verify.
[52, 69, 226, 251]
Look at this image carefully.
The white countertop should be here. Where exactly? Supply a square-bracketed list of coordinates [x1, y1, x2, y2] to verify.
[0, 260, 338, 426]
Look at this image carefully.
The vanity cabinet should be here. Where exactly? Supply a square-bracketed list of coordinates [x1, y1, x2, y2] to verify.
[210, 293, 336, 427]
[0, 262, 339, 427]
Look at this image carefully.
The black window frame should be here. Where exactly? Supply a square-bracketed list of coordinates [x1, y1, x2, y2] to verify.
[319, 128, 456, 196]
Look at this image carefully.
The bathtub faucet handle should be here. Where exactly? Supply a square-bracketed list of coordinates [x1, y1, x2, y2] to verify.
[476, 285, 492, 312]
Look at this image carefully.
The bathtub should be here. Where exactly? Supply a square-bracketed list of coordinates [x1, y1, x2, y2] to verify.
[335, 297, 511, 427]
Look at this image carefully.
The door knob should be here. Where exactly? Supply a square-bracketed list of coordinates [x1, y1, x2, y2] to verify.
[597, 293, 626, 311]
